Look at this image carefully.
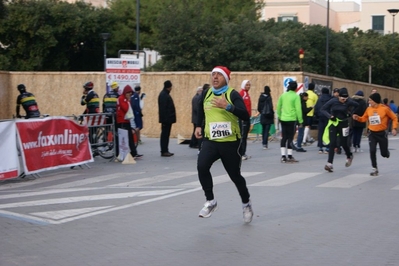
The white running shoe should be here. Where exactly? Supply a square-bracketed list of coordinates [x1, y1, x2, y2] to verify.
[199, 200, 218, 218]
[243, 201, 254, 223]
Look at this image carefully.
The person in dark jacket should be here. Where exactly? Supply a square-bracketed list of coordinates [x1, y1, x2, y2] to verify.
[257, 86, 274, 149]
[296, 92, 313, 152]
[321, 88, 359, 172]
[314, 87, 332, 154]
[189, 86, 203, 148]
[158, 80, 176, 157]
[351, 90, 367, 152]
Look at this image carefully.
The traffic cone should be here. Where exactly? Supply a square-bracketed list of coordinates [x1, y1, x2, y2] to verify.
[122, 154, 136, 164]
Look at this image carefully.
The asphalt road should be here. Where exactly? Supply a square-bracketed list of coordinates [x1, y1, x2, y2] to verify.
[1, 134, 399, 266]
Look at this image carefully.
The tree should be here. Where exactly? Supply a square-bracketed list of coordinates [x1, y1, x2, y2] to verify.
[0, 0, 113, 71]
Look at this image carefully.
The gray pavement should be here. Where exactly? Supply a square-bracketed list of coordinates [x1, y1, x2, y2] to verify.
[1, 134, 399, 266]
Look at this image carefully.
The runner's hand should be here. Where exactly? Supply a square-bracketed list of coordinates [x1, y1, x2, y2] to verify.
[211, 93, 228, 109]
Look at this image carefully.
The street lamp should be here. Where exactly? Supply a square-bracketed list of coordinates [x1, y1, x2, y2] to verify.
[298, 48, 304, 71]
[100, 33, 111, 71]
[388, 9, 399, 34]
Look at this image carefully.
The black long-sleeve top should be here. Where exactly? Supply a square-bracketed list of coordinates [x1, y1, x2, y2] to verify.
[321, 97, 359, 120]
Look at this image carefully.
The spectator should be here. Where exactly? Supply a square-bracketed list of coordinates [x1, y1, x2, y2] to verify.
[314, 87, 332, 154]
[351, 90, 367, 152]
[296, 92, 313, 152]
[131, 85, 146, 144]
[195, 66, 253, 223]
[102, 81, 119, 125]
[276, 81, 303, 163]
[303, 83, 318, 145]
[16, 84, 40, 119]
[81, 81, 100, 114]
[257, 86, 274, 150]
[189, 86, 203, 149]
[158, 80, 176, 157]
[116, 85, 142, 160]
[239, 80, 252, 160]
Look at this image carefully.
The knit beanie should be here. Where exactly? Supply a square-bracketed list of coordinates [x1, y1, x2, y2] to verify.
[288, 81, 297, 91]
[321, 87, 329, 94]
[355, 90, 364, 96]
[369, 93, 381, 104]
[212, 66, 231, 84]
[308, 83, 315, 91]
[264, 86, 271, 94]
[164, 80, 172, 89]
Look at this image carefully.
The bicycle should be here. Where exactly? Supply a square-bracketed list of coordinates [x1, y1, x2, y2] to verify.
[73, 114, 115, 160]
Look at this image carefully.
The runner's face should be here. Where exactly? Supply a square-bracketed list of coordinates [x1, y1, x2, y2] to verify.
[212, 72, 227, 89]
[368, 98, 377, 107]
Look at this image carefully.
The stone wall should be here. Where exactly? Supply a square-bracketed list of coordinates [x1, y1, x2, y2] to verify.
[1, 71, 397, 138]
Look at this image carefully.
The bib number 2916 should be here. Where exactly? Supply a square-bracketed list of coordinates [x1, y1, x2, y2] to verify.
[209, 122, 232, 140]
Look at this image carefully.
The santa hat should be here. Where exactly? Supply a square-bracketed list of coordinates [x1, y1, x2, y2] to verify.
[212, 66, 231, 84]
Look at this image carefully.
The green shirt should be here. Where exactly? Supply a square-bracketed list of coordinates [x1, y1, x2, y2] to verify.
[276, 90, 303, 123]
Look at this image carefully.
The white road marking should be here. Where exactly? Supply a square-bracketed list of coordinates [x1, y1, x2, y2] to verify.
[249, 172, 321, 186]
[46, 172, 145, 189]
[108, 171, 197, 187]
[0, 173, 81, 191]
[0, 189, 181, 209]
[31, 206, 113, 220]
[179, 172, 264, 187]
[316, 174, 377, 188]
[0, 187, 102, 200]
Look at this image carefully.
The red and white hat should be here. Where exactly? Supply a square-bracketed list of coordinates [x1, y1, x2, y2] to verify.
[212, 66, 231, 84]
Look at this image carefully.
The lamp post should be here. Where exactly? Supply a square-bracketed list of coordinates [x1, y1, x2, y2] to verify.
[326, 0, 330, 76]
[388, 9, 399, 34]
[100, 33, 111, 71]
[299, 48, 304, 71]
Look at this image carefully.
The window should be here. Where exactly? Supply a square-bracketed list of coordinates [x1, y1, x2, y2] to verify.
[372, 15, 384, 34]
[278, 16, 298, 22]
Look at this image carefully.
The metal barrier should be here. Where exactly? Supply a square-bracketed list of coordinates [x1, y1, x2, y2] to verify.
[72, 113, 116, 160]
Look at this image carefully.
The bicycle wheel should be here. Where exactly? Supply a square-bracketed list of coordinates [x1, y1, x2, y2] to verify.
[94, 127, 114, 159]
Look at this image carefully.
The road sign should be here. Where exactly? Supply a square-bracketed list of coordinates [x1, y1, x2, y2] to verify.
[283, 77, 297, 92]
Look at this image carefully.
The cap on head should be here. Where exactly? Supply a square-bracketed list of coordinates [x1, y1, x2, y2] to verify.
[164, 80, 172, 89]
[308, 83, 315, 90]
[369, 93, 381, 104]
[83, 81, 94, 90]
[17, 84, 26, 91]
[110, 81, 119, 90]
[339, 88, 349, 97]
[355, 90, 364, 96]
[212, 66, 231, 84]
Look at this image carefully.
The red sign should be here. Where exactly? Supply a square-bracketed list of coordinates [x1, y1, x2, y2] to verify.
[16, 117, 93, 174]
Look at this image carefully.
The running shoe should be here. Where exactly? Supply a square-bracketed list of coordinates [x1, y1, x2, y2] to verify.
[345, 154, 353, 167]
[263, 145, 268, 150]
[243, 201, 253, 223]
[318, 149, 323, 154]
[134, 154, 143, 159]
[199, 200, 218, 218]
[324, 163, 333, 172]
[287, 156, 299, 163]
[370, 168, 379, 176]
[242, 155, 251, 160]
[296, 148, 307, 152]
[281, 156, 287, 163]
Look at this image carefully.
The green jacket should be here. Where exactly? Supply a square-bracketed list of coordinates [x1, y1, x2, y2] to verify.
[276, 90, 303, 123]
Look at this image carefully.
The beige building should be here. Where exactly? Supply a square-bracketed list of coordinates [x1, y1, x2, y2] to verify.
[262, 0, 399, 34]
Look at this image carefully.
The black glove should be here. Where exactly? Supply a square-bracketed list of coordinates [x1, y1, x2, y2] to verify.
[330, 117, 336, 121]
[140, 93, 146, 100]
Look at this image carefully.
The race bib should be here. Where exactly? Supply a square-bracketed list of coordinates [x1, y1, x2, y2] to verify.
[369, 115, 381, 125]
[209, 122, 232, 140]
[342, 127, 349, 137]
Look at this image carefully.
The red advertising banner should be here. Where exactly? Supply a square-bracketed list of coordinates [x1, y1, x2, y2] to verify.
[16, 117, 94, 174]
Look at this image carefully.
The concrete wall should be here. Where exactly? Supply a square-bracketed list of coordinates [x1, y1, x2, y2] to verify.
[1, 71, 398, 138]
